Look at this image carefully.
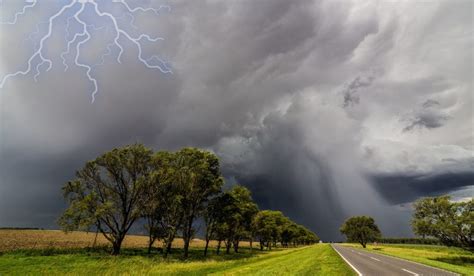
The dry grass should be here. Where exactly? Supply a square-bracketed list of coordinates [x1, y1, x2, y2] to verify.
[0, 229, 249, 252]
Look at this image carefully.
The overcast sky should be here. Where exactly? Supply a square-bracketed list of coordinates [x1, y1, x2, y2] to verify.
[0, 0, 472, 240]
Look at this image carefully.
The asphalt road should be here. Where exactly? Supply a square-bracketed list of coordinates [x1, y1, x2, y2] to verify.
[332, 244, 459, 276]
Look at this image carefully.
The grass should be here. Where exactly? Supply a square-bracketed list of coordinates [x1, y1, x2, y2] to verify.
[0, 230, 354, 275]
[0, 245, 354, 275]
[343, 243, 474, 276]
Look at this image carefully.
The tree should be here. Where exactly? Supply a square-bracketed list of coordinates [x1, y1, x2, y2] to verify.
[340, 216, 381, 248]
[140, 151, 172, 254]
[59, 144, 152, 255]
[412, 196, 473, 251]
[150, 151, 185, 257]
[175, 148, 224, 258]
[280, 221, 298, 247]
[253, 210, 282, 250]
[219, 185, 258, 253]
[203, 192, 230, 256]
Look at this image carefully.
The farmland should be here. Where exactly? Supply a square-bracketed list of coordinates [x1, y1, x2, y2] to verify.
[344, 243, 474, 276]
[0, 229, 240, 252]
[0, 230, 353, 275]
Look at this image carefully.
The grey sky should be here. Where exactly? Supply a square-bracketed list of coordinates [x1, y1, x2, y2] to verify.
[0, 0, 472, 240]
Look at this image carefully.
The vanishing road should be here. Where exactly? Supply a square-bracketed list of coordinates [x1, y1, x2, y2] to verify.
[332, 244, 458, 276]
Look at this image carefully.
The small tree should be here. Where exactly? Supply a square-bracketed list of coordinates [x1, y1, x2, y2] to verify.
[412, 196, 473, 251]
[59, 144, 152, 255]
[340, 216, 381, 248]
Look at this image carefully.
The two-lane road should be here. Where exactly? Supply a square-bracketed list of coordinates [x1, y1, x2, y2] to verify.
[332, 244, 458, 276]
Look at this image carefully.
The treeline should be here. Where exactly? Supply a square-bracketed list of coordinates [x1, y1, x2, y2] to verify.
[0, 227, 44, 230]
[375, 238, 440, 245]
[59, 144, 319, 256]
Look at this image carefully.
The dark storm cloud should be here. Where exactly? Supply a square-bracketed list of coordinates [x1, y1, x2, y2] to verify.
[370, 171, 474, 205]
[1, 0, 472, 240]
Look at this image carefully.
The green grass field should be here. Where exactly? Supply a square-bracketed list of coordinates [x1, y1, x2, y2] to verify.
[0, 244, 355, 275]
[344, 243, 474, 276]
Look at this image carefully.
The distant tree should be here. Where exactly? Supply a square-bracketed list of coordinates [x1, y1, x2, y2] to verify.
[412, 196, 473, 251]
[340, 216, 381, 248]
[253, 210, 282, 250]
[59, 144, 152, 255]
[173, 148, 224, 258]
[219, 185, 259, 253]
[231, 186, 259, 253]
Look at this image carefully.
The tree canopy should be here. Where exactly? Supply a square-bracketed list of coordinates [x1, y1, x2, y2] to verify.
[412, 195, 473, 251]
[59, 144, 319, 256]
[340, 216, 381, 248]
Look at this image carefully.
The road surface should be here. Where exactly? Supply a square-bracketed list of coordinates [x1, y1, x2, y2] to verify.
[332, 244, 458, 276]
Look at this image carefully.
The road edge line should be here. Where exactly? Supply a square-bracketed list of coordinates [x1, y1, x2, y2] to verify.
[331, 244, 363, 276]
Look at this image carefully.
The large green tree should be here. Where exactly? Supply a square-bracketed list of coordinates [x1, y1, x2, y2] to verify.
[141, 151, 176, 254]
[176, 148, 224, 258]
[59, 144, 152, 255]
[412, 196, 473, 250]
[340, 216, 381, 248]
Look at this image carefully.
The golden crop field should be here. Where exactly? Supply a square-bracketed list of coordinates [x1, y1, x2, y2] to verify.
[0, 229, 248, 252]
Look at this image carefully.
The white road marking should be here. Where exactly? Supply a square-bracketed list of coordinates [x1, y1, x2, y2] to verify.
[332, 245, 363, 276]
[402, 268, 419, 276]
[370, 257, 381, 262]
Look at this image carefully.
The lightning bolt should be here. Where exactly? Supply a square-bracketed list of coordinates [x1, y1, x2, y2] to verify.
[0, 0, 172, 103]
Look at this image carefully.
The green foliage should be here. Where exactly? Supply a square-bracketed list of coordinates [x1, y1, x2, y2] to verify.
[59, 144, 319, 257]
[340, 216, 381, 248]
[211, 185, 259, 253]
[412, 195, 473, 251]
[58, 144, 153, 255]
[176, 148, 224, 257]
[253, 210, 319, 250]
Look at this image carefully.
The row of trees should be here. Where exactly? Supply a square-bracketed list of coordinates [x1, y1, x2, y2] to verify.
[59, 144, 319, 256]
[339, 195, 472, 251]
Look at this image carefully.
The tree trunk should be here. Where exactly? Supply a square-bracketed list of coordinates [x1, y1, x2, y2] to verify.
[164, 232, 175, 257]
[233, 239, 239, 253]
[183, 238, 190, 258]
[225, 240, 231, 254]
[147, 236, 155, 254]
[204, 238, 210, 256]
[111, 237, 123, 255]
[92, 228, 99, 248]
[183, 218, 194, 258]
[250, 239, 253, 252]
[216, 240, 222, 255]
[260, 239, 264, 251]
